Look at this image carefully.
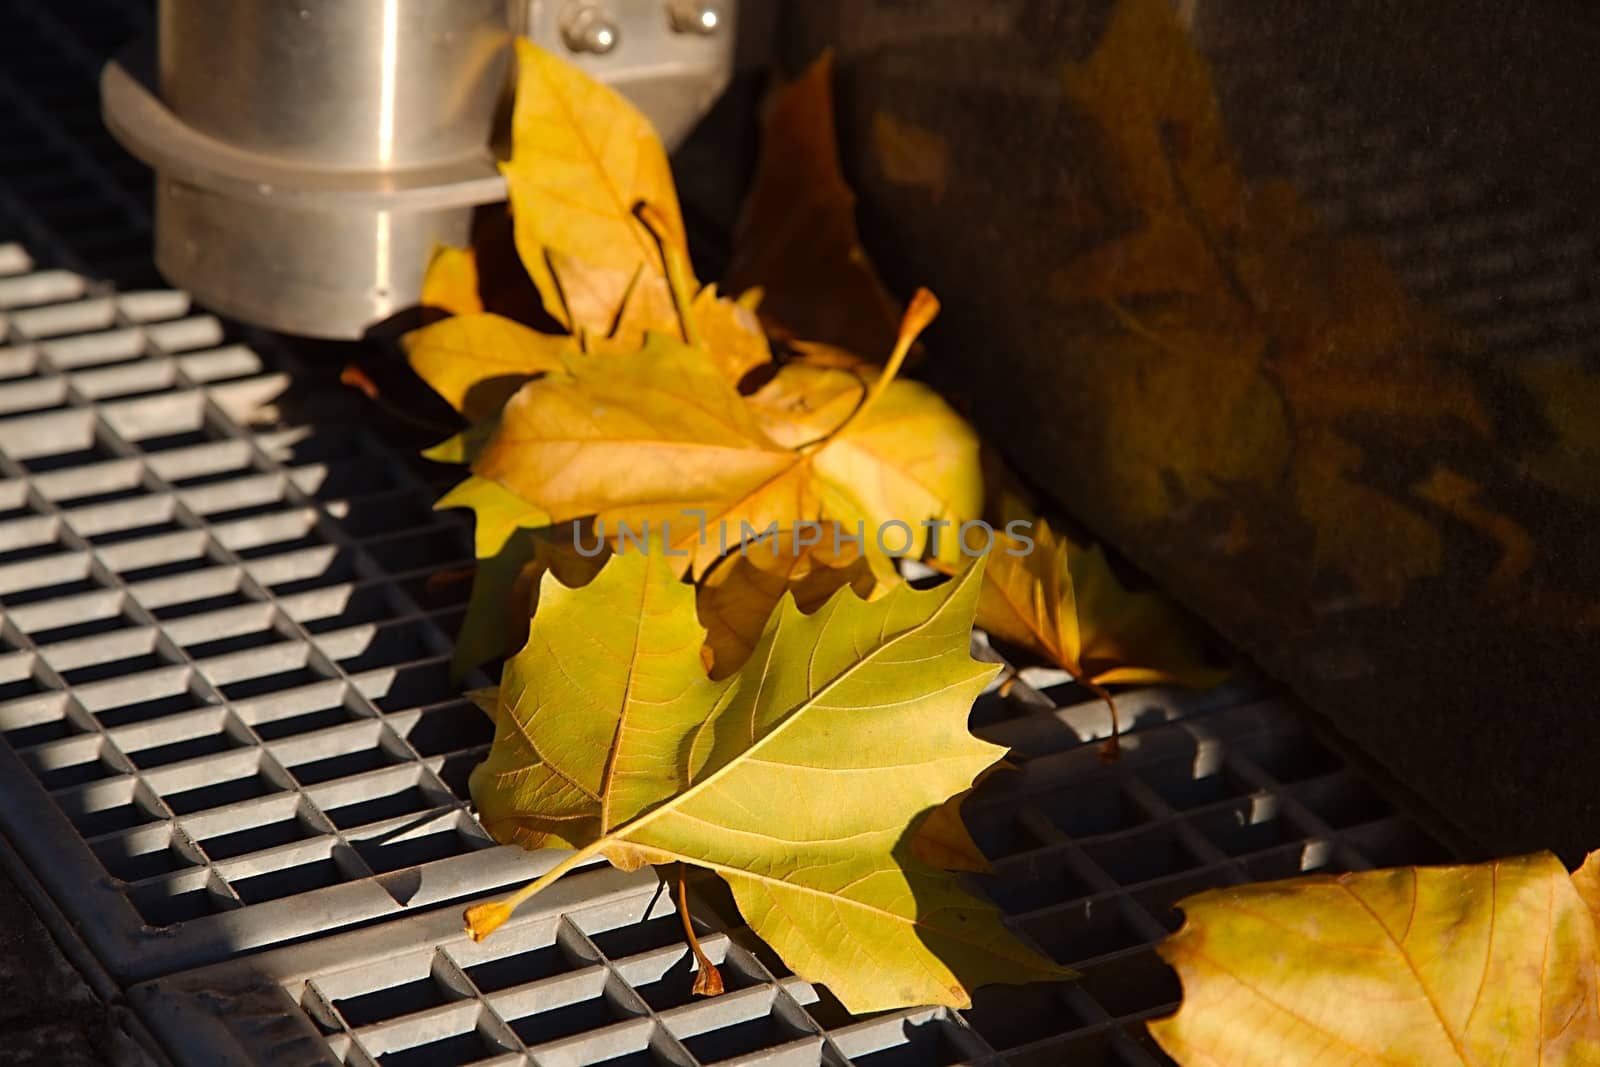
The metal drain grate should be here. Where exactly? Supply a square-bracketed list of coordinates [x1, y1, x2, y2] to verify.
[0, 237, 1457, 1062]
[125, 672, 1455, 1066]
[0, 245, 575, 982]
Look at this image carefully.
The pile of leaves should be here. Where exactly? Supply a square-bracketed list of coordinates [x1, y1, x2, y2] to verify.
[392, 7, 1600, 1055]
[401, 39, 1222, 1013]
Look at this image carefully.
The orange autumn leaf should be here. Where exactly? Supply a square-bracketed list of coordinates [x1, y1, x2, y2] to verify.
[908, 791, 991, 874]
[543, 251, 677, 354]
[908, 764, 1012, 876]
[474, 291, 979, 575]
[1151, 851, 1600, 1065]
[726, 51, 904, 360]
[475, 332, 811, 576]
[1574, 851, 1600, 924]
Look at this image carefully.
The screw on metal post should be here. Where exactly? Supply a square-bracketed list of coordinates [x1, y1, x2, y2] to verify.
[561, 3, 622, 54]
[667, 1, 723, 35]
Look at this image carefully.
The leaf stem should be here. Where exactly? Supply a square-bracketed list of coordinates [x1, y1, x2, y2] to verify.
[463, 839, 607, 941]
[1085, 679, 1121, 761]
[811, 288, 939, 449]
[677, 865, 725, 996]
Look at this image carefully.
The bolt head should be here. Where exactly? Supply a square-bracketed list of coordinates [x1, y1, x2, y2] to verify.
[561, 5, 621, 54]
[668, 1, 723, 35]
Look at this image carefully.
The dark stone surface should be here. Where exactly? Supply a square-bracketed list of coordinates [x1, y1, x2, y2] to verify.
[0, 869, 151, 1066]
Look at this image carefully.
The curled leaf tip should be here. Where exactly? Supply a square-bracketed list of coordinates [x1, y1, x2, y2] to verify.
[464, 900, 514, 942]
[340, 364, 379, 400]
[691, 963, 725, 997]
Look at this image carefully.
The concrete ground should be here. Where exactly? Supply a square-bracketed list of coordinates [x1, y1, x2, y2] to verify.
[0, 866, 153, 1066]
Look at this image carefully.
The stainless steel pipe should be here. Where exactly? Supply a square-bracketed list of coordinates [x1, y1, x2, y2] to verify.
[159, 1, 511, 171]
[108, 0, 514, 339]
[105, 0, 745, 339]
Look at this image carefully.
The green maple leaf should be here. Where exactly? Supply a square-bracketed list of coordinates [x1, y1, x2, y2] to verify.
[465, 549, 1069, 1013]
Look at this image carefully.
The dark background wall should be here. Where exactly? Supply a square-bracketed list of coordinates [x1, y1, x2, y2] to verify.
[778, 0, 1600, 860]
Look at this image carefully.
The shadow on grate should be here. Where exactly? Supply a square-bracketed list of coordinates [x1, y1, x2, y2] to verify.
[114, 665, 1460, 1067]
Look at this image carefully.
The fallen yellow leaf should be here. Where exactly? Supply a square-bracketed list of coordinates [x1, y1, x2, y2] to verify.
[1151, 852, 1600, 1065]
[696, 530, 883, 678]
[745, 356, 867, 450]
[419, 243, 483, 317]
[972, 502, 1223, 744]
[544, 251, 678, 354]
[436, 474, 550, 559]
[474, 334, 811, 575]
[467, 550, 1069, 1013]
[690, 283, 773, 386]
[501, 527, 608, 667]
[405, 313, 574, 422]
[908, 772, 999, 876]
[811, 370, 982, 569]
[449, 529, 536, 682]
[501, 40, 687, 338]
[473, 291, 980, 575]
[432, 476, 552, 678]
